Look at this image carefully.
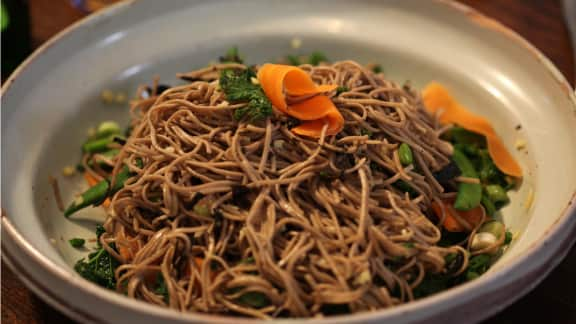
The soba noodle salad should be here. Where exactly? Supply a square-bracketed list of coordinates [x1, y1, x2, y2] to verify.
[60, 48, 521, 318]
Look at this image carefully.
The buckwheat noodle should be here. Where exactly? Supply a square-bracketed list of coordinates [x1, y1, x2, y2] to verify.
[91, 61, 478, 318]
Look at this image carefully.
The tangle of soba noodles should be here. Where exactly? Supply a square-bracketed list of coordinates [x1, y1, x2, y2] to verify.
[90, 61, 479, 318]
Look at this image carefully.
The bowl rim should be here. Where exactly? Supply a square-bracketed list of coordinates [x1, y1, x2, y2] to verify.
[2, 0, 576, 323]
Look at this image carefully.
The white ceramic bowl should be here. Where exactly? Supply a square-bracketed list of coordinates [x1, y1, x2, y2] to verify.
[2, 0, 576, 323]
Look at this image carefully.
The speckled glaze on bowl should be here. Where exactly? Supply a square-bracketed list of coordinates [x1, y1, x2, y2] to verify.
[2, 0, 576, 323]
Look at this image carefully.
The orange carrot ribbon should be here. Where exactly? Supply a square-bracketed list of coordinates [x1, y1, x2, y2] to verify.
[422, 82, 522, 177]
[257, 64, 343, 137]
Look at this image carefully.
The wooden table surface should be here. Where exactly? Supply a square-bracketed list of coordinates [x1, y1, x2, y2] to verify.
[2, 0, 575, 323]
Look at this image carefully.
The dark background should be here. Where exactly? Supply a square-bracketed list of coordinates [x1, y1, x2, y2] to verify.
[1, 0, 575, 323]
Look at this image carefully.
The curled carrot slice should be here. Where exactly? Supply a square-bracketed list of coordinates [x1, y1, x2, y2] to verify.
[257, 64, 342, 137]
[422, 82, 522, 177]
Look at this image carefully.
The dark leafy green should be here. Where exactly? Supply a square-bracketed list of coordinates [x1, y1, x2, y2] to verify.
[155, 273, 170, 304]
[69, 238, 85, 248]
[308, 51, 328, 66]
[219, 46, 243, 64]
[336, 86, 349, 96]
[237, 291, 270, 308]
[286, 54, 301, 66]
[219, 69, 272, 122]
[74, 248, 118, 290]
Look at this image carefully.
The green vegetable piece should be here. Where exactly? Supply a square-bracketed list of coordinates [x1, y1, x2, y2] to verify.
[308, 51, 328, 66]
[465, 271, 480, 281]
[65, 159, 143, 217]
[155, 273, 170, 304]
[241, 257, 255, 264]
[504, 231, 513, 245]
[336, 86, 349, 95]
[69, 238, 85, 248]
[449, 127, 486, 147]
[452, 148, 482, 211]
[237, 291, 270, 308]
[82, 136, 114, 154]
[398, 143, 413, 166]
[481, 194, 496, 217]
[76, 163, 86, 172]
[484, 184, 509, 206]
[219, 69, 273, 122]
[467, 254, 491, 274]
[219, 46, 243, 64]
[124, 125, 134, 137]
[360, 128, 373, 138]
[193, 202, 211, 217]
[392, 180, 419, 198]
[110, 165, 133, 193]
[73, 226, 119, 290]
[96, 121, 121, 138]
[64, 179, 110, 217]
[96, 225, 106, 242]
[74, 247, 118, 290]
[477, 220, 505, 239]
[1, 2, 9, 32]
[372, 64, 383, 74]
[286, 55, 301, 66]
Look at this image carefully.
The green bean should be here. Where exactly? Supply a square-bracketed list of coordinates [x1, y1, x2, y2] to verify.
[64, 179, 110, 217]
[481, 195, 496, 217]
[82, 136, 114, 154]
[95, 121, 121, 139]
[452, 148, 482, 211]
[484, 184, 509, 205]
[64, 159, 143, 217]
[398, 143, 413, 166]
[110, 159, 143, 192]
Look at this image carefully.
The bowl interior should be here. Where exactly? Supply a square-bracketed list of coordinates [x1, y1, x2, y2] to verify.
[2, 0, 576, 321]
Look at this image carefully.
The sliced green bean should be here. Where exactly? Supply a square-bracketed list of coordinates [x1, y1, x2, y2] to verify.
[95, 121, 121, 138]
[398, 143, 413, 166]
[481, 195, 496, 217]
[111, 159, 143, 193]
[65, 159, 143, 217]
[64, 179, 110, 217]
[452, 148, 482, 211]
[82, 136, 114, 154]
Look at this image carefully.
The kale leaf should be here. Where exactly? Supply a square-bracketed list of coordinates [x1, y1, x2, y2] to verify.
[73, 226, 118, 290]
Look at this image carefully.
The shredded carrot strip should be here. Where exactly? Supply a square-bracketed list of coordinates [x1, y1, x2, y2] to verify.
[257, 64, 342, 137]
[422, 82, 522, 177]
[116, 230, 139, 262]
[432, 199, 483, 232]
[83, 172, 111, 207]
